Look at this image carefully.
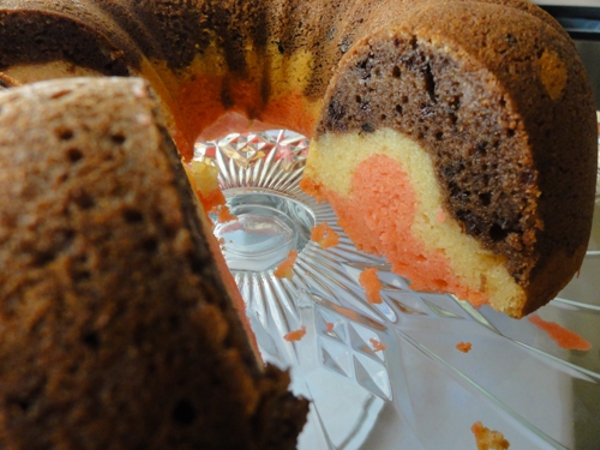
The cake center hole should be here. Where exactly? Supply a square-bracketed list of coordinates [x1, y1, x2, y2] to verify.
[212, 190, 315, 272]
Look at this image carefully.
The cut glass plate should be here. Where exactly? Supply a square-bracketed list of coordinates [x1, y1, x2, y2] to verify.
[195, 130, 600, 450]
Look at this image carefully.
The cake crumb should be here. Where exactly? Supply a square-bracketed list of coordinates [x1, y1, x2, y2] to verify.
[369, 338, 386, 352]
[217, 205, 237, 223]
[471, 421, 510, 450]
[359, 268, 382, 304]
[185, 160, 226, 211]
[456, 341, 472, 353]
[311, 222, 340, 248]
[325, 322, 334, 333]
[284, 326, 307, 342]
[273, 250, 298, 279]
[528, 314, 591, 351]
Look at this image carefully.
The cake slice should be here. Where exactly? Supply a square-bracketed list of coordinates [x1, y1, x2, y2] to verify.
[0, 77, 308, 449]
[302, 1, 597, 318]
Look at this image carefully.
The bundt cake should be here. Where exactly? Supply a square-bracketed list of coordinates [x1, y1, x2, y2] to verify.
[0, 77, 308, 449]
[0, 2, 595, 312]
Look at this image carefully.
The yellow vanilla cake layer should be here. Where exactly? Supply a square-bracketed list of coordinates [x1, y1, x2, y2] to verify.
[304, 129, 525, 316]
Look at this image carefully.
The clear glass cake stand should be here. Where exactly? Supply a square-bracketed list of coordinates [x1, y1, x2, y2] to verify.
[195, 130, 600, 450]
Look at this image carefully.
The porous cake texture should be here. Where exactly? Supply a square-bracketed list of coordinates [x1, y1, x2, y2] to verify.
[0, 77, 308, 450]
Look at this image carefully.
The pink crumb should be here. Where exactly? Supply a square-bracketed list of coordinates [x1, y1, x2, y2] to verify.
[369, 338, 386, 352]
[284, 326, 307, 342]
[528, 314, 591, 351]
[311, 222, 340, 248]
[456, 341, 472, 353]
[273, 250, 299, 279]
[359, 268, 383, 304]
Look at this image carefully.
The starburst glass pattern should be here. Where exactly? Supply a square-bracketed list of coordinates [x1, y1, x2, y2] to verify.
[194, 130, 600, 450]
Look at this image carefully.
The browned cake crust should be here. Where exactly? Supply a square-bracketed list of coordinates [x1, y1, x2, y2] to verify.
[0, 78, 308, 450]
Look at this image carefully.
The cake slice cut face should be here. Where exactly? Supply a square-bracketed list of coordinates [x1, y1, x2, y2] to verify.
[305, 131, 523, 314]
[0, 77, 308, 450]
[303, 5, 597, 318]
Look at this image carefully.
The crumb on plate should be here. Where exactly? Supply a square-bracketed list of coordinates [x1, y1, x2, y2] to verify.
[471, 421, 510, 450]
[359, 268, 382, 304]
[284, 326, 307, 342]
[528, 314, 591, 351]
[311, 222, 340, 248]
[456, 341, 472, 353]
[369, 338, 386, 352]
[273, 250, 298, 279]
